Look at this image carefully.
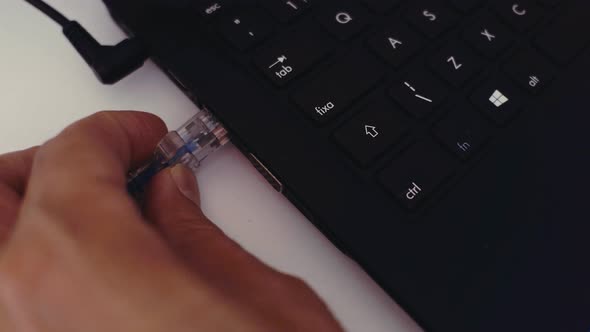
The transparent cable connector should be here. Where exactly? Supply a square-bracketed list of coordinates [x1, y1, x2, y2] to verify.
[127, 108, 230, 197]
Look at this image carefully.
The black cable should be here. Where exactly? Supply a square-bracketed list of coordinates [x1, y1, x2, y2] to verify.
[23, 0, 70, 27]
[22, 0, 149, 84]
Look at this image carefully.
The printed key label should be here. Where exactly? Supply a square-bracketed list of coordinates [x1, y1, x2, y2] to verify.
[315, 101, 335, 116]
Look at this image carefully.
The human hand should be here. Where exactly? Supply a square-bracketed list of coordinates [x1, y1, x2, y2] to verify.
[0, 111, 343, 332]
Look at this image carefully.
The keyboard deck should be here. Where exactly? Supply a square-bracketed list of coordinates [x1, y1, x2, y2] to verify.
[191, 0, 588, 211]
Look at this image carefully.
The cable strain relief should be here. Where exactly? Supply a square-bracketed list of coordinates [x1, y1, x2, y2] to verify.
[92, 38, 149, 84]
[62, 21, 149, 84]
[62, 20, 101, 66]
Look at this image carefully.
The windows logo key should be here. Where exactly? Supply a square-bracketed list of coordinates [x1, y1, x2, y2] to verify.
[489, 90, 510, 108]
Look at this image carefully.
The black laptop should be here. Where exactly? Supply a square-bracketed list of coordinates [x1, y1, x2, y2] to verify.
[102, 0, 590, 330]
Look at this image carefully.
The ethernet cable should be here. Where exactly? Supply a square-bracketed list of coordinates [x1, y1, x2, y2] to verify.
[22, 0, 232, 193]
[127, 109, 230, 197]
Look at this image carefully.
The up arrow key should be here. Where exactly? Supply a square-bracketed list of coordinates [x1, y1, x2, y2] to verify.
[334, 98, 408, 166]
[365, 125, 379, 138]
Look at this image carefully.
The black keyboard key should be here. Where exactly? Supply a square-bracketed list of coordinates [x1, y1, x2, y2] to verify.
[334, 98, 408, 166]
[406, 2, 458, 38]
[360, 0, 400, 13]
[536, 5, 590, 64]
[434, 103, 492, 160]
[259, 0, 310, 22]
[217, 10, 273, 50]
[504, 50, 555, 94]
[493, 0, 543, 31]
[254, 24, 333, 86]
[316, 2, 369, 40]
[389, 69, 448, 118]
[430, 41, 483, 87]
[368, 23, 424, 68]
[379, 140, 455, 210]
[471, 79, 523, 125]
[449, 0, 484, 12]
[464, 15, 513, 58]
[194, 0, 234, 19]
[292, 50, 383, 124]
[537, 0, 560, 7]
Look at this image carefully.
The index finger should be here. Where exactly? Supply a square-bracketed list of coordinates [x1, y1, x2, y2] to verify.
[21, 111, 167, 235]
[0, 148, 39, 242]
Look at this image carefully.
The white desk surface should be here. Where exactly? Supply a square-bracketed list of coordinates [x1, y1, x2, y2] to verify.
[0, 2, 421, 331]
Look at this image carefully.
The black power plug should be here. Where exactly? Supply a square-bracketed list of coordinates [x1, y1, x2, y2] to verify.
[25, 0, 149, 85]
[63, 21, 148, 84]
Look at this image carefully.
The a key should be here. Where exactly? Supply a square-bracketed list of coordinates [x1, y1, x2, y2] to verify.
[463, 15, 513, 58]
[368, 23, 424, 68]
[449, 0, 485, 12]
[492, 0, 543, 31]
[389, 69, 448, 118]
[434, 103, 492, 160]
[194, 0, 234, 19]
[430, 41, 483, 87]
[260, 0, 310, 22]
[254, 23, 333, 86]
[334, 98, 408, 166]
[535, 4, 590, 64]
[379, 140, 455, 210]
[292, 50, 383, 124]
[217, 9, 273, 50]
[315, 2, 369, 40]
[471, 79, 524, 125]
[504, 50, 555, 94]
[360, 0, 400, 13]
[405, 1, 458, 38]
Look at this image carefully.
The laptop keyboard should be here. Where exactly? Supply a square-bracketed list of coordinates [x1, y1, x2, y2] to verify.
[193, 0, 589, 210]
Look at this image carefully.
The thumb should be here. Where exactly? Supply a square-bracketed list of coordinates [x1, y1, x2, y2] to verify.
[142, 165, 285, 291]
[142, 166, 343, 331]
[143, 164, 213, 248]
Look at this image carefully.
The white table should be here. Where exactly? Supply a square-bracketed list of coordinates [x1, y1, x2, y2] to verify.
[0, 2, 420, 331]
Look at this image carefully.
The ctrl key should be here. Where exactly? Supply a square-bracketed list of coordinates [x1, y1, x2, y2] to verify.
[379, 141, 455, 209]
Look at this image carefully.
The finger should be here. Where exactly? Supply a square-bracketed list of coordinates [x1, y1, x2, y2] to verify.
[0, 148, 38, 243]
[0, 147, 38, 195]
[20, 111, 167, 239]
[143, 165, 343, 331]
[0, 185, 19, 244]
[143, 165, 286, 295]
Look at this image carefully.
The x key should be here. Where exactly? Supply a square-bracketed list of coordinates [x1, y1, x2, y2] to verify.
[464, 15, 513, 58]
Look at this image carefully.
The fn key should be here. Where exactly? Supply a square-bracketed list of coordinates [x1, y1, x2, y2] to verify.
[379, 141, 455, 209]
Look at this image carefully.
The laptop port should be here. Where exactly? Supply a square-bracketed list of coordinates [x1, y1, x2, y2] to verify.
[247, 153, 283, 193]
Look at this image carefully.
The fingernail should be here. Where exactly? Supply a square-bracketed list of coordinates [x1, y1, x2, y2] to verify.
[170, 164, 200, 206]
